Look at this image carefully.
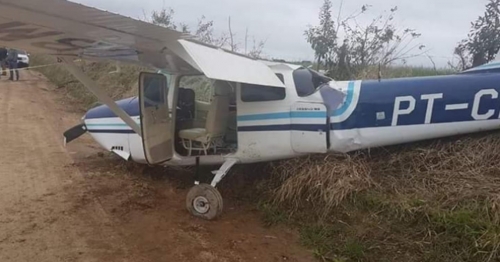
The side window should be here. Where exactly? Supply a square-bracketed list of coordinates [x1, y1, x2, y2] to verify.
[179, 75, 213, 102]
[143, 75, 166, 107]
[241, 83, 286, 102]
[276, 73, 284, 84]
[293, 68, 331, 97]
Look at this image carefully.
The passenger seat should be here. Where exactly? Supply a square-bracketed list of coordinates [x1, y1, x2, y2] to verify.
[179, 95, 229, 155]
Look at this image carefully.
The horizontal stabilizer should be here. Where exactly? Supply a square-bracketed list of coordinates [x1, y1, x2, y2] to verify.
[63, 124, 87, 146]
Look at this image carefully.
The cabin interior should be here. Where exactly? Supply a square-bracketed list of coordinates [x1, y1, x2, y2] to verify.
[174, 75, 238, 156]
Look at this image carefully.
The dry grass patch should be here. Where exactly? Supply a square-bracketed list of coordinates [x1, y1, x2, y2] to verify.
[263, 132, 500, 261]
[269, 153, 374, 216]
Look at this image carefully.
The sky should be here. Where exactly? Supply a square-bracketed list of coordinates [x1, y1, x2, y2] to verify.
[71, 0, 489, 68]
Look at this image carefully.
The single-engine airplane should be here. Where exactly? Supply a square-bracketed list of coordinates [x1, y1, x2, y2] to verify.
[1, 0, 500, 220]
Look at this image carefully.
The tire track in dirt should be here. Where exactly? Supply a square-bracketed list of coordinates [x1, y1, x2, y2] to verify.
[30, 71, 140, 261]
[0, 72, 134, 261]
[0, 81, 11, 125]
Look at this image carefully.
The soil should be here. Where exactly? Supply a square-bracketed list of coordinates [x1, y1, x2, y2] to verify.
[0, 70, 314, 262]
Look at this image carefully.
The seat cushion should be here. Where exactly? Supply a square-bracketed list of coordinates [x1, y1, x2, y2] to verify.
[179, 128, 208, 142]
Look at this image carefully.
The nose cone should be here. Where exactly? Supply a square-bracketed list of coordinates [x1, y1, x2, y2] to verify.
[81, 97, 139, 158]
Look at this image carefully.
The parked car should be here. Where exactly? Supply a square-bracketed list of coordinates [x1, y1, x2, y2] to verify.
[6, 49, 30, 68]
[17, 50, 29, 68]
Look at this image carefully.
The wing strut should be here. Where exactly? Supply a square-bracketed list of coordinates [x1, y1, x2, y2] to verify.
[61, 57, 142, 136]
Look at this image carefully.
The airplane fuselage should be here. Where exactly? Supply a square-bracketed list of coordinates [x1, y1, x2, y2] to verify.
[82, 65, 500, 166]
[330, 71, 500, 152]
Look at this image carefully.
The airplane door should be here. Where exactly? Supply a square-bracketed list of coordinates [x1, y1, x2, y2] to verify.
[139, 72, 173, 164]
[291, 102, 329, 153]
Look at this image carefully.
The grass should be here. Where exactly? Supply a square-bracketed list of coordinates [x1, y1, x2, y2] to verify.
[260, 132, 500, 261]
[257, 201, 290, 226]
[381, 66, 455, 78]
[30, 55, 147, 110]
[357, 65, 456, 80]
[300, 224, 368, 262]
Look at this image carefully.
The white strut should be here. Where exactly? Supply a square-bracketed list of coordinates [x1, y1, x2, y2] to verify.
[210, 158, 239, 187]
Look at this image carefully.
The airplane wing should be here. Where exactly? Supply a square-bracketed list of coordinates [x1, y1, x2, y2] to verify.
[0, 0, 285, 87]
[462, 60, 500, 73]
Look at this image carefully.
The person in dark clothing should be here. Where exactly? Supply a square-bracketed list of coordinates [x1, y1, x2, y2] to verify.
[7, 48, 19, 81]
[0, 47, 7, 78]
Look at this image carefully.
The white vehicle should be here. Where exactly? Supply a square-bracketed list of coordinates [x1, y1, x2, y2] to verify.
[1, 0, 500, 220]
[6, 49, 29, 68]
[16, 49, 29, 68]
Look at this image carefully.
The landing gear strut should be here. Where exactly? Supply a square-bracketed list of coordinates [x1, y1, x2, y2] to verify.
[186, 158, 238, 220]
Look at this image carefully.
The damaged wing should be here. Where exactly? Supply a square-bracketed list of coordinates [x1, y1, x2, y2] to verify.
[0, 0, 196, 73]
[0, 0, 284, 87]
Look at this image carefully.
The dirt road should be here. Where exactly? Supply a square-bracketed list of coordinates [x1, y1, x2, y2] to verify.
[0, 71, 314, 262]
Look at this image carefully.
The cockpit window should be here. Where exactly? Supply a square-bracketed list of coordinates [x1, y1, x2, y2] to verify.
[292, 68, 331, 97]
[143, 76, 166, 106]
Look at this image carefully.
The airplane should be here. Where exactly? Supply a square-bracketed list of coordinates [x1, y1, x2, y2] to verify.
[1, 0, 500, 220]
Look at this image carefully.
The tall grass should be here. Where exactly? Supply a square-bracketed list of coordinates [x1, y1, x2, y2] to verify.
[357, 65, 457, 80]
[262, 132, 500, 261]
[31, 55, 145, 110]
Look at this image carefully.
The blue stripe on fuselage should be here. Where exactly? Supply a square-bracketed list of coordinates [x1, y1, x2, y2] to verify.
[238, 124, 327, 132]
[331, 81, 354, 116]
[237, 111, 326, 121]
[88, 124, 328, 134]
[88, 129, 135, 134]
[86, 123, 132, 127]
[332, 73, 500, 130]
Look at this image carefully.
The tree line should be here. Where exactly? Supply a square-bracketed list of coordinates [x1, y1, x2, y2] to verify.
[148, 0, 500, 80]
[307, 0, 500, 80]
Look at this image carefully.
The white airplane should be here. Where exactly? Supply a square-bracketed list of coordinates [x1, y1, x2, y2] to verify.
[1, 0, 500, 220]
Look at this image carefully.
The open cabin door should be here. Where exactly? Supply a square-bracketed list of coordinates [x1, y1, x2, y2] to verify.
[291, 102, 329, 153]
[139, 72, 173, 164]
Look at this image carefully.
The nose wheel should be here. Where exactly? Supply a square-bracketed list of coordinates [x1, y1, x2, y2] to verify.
[186, 184, 223, 220]
[186, 158, 238, 220]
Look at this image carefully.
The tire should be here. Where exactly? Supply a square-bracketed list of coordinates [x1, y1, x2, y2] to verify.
[186, 184, 223, 220]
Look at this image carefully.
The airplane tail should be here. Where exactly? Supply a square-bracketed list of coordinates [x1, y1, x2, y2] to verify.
[460, 50, 500, 74]
[462, 58, 500, 74]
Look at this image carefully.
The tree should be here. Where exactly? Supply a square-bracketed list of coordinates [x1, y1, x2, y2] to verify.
[148, 7, 269, 58]
[306, 1, 424, 80]
[149, 9, 227, 47]
[455, 0, 500, 69]
[343, 7, 424, 74]
[193, 16, 229, 48]
[150, 7, 177, 30]
[305, 0, 337, 70]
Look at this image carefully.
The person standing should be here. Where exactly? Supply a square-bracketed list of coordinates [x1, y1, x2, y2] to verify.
[0, 47, 7, 78]
[7, 48, 19, 81]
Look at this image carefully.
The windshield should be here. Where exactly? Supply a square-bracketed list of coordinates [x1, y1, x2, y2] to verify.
[292, 68, 332, 97]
